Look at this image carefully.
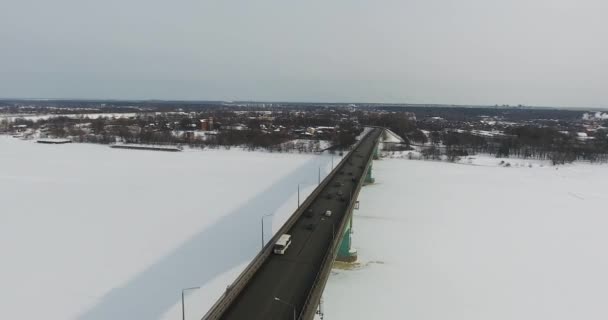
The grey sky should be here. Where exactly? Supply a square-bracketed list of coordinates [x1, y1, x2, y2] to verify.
[1, 0, 606, 107]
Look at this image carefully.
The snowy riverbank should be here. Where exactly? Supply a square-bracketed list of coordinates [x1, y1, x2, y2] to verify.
[0, 136, 338, 320]
[320, 157, 608, 320]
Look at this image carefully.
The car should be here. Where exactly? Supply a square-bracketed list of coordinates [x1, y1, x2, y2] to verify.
[305, 223, 315, 230]
[325, 193, 333, 199]
[333, 182, 343, 187]
[305, 208, 314, 218]
[324, 210, 332, 217]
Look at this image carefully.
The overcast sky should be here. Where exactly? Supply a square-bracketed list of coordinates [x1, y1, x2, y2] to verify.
[0, 0, 606, 107]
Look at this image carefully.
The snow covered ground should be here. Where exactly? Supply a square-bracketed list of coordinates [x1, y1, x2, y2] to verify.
[384, 149, 556, 168]
[0, 136, 338, 320]
[382, 129, 405, 143]
[321, 157, 608, 320]
[278, 139, 333, 152]
[6, 132, 608, 320]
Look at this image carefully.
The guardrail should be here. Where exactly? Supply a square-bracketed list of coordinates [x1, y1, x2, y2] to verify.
[201, 129, 375, 320]
[298, 129, 382, 320]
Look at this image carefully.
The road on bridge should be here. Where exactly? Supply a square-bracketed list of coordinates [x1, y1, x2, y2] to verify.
[220, 128, 382, 320]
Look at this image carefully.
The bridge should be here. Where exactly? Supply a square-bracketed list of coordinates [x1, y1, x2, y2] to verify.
[203, 128, 384, 320]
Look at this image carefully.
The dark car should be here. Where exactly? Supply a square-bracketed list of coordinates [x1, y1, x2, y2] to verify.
[305, 223, 315, 230]
[305, 208, 314, 218]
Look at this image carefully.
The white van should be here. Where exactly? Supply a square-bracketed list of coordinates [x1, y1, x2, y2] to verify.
[273, 234, 292, 255]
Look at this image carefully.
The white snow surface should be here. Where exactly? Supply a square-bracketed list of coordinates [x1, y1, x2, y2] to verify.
[278, 139, 332, 152]
[321, 157, 608, 320]
[382, 129, 404, 143]
[582, 112, 608, 120]
[0, 136, 338, 320]
[6, 133, 608, 320]
[384, 150, 555, 168]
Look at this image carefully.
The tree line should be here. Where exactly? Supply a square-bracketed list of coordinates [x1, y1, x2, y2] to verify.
[10, 114, 363, 153]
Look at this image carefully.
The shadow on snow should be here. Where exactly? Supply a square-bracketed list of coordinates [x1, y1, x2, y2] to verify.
[78, 154, 331, 320]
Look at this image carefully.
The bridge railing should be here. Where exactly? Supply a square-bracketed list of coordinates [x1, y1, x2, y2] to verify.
[201, 129, 374, 320]
[298, 129, 381, 320]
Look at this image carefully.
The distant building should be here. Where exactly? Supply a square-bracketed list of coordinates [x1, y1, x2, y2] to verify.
[404, 112, 416, 121]
[200, 119, 210, 131]
[223, 123, 248, 131]
[199, 118, 215, 131]
[577, 132, 594, 142]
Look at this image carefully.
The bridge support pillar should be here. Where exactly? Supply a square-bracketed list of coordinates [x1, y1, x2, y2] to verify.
[373, 144, 380, 160]
[336, 215, 357, 262]
[364, 162, 375, 185]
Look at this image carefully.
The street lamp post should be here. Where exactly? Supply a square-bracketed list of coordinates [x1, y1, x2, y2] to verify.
[182, 286, 200, 320]
[261, 213, 274, 249]
[274, 297, 296, 320]
[332, 223, 335, 241]
[318, 166, 321, 185]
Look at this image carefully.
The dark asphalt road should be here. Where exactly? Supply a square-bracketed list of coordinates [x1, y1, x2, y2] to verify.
[220, 129, 382, 320]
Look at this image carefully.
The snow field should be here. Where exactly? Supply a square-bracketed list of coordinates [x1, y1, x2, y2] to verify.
[321, 158, 608, 320]
[0, 136, 338, 320]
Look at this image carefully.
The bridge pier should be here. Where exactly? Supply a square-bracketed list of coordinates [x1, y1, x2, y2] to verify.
[336, 215, 357, 262]
[373, 144, 380, 160]
[364, 162, 375, 185]
[337, 142, 378, 262]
